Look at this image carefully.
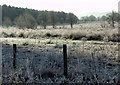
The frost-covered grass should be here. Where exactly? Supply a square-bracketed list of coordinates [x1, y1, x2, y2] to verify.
[0, 22, 119, 42]
[2, 38, 120, 84]
[1, 22, 120, 84]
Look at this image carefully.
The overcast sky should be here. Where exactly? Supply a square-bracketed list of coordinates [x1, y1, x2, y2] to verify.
[0, 0, 119, 17]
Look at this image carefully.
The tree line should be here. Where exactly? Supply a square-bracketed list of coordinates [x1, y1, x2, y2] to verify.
[80, 11, 119, 28]
[2, 4, 119, 29]
[2, 4, 78, 28]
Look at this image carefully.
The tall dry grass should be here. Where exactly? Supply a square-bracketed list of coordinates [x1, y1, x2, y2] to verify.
[0, 25, 119, 42]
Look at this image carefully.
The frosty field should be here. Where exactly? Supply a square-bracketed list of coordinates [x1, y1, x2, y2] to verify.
[1, 22, 120, 84]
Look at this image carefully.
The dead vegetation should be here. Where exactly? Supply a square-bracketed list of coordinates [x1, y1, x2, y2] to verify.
[1, 22, 120, 84]
[0, 22, 119, 42]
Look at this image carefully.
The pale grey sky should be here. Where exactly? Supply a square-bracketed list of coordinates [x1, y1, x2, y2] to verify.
[0, 0, 119, 17]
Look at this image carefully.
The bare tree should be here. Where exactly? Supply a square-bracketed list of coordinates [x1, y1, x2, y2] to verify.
[100, 15, 107, 28]
[89, 15, 96, 21]
[66, 13, 78, 28]
[48, 11, 58, 28]
[37, 11, 48, 29]
[3, 16, 12, 27]
[106, 11, 118, 28]
[15, 13, 37, 29]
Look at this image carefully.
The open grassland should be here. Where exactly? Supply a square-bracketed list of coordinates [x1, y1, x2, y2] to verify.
[1, 38, 120, 84]
[1, 22, 120, 84]
[0, 22, 119, 42]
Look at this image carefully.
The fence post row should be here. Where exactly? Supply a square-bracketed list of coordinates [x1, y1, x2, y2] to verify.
[12, 44, 68, 77]
[13, 44, 16, 69]
[63, 44, 67, 78]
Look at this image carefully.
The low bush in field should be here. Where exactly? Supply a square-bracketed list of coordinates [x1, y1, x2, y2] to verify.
[1, 31, 10, 37]
[86, 33, 104, 41]
[17, 32, 25, 38]
[62, 31, 86, 40]
[0, 27, 119, 42]
[108, 33, 120, 42]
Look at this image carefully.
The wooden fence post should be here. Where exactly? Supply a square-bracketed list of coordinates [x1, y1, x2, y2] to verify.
[63, 44, 67, 77]
[13, 44, 16, 69]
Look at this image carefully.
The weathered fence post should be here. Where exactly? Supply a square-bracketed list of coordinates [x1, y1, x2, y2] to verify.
[63, 44, 67, 77]
[13, 44, 16, 69]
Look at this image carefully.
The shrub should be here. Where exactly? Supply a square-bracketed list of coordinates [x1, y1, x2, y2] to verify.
[45, 33, 51, 37]
[2, 32, 9, 37]
[46, 39, 53, 44]
[15, 13, 37, 29]
[108, 33, 120, 42]
[9, 33, 16, 37]
[62, 32, 86, 40]
[86, 34, 103, 41]
[22, 41, 29, 46]
[51, 34, 61, 37]
[17, 32, 25, 38]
